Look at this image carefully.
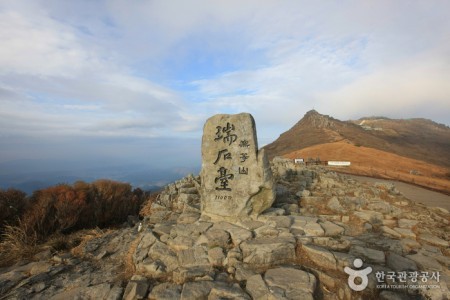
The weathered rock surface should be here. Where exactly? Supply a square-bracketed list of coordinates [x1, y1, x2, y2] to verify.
[1, 158, 449, 300]
[200, 113, 275, 220]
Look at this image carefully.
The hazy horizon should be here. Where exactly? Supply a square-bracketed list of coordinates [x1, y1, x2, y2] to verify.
[1, 1, 449, 191]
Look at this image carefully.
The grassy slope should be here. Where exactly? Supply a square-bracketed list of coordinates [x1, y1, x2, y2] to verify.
[284, 141, 450, 194]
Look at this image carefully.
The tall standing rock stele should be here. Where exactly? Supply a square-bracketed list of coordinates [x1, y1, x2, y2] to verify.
[200, 113, 275, 220]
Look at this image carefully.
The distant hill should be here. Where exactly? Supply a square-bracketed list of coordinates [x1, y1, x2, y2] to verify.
[264, 110, 450, 167]
[263, 110, 450, 193]
[285, 141, 450, 194]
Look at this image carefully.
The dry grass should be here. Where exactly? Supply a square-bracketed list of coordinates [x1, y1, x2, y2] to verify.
[139, 192, 160, 217]
[286, 141, 450, 194]
[70, 228, 105, 257]
[117, 235, 141, 281]
[0, 222, 38, 267]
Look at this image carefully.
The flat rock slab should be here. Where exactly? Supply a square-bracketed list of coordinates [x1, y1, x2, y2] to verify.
[264, 267, 316, 299]
[320, 221, 344, 236]
[302, 244, 337, 271]
[200, 113, 275, 219]
[418, 233, 449, 247]
[240, 237, 296, 268]
[350, 245, 385, 264]
[406, 254, 443, 271]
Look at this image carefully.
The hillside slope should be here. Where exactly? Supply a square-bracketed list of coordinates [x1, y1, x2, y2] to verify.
[284, 141, 450, 194]
[264, 110, 450, 167]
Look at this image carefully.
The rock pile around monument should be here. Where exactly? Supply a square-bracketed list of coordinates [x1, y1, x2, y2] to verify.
[1, 159, 449, 299]
[0, 113, 449, 299]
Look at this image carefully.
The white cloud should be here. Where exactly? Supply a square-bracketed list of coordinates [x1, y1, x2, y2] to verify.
[0, 2, 200, 138]
[0, 0, 449, 146]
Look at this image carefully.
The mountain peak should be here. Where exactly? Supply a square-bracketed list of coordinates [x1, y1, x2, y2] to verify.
[305, 109, 320, 116]
[299, 110, 335, 129]
[264, 110, 450, 168]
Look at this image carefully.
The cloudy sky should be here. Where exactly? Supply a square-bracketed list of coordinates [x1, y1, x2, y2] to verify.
[1, 1, 449, 175]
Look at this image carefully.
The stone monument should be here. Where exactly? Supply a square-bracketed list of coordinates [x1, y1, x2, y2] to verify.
[200, 113, 275, 220]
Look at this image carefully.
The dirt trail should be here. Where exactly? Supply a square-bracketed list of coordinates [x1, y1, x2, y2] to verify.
[346, 174, 450, 211]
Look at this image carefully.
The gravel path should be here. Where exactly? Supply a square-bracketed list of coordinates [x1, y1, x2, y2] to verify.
[346, 174, 450, 211]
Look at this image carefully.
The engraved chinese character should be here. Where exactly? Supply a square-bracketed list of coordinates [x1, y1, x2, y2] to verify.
[239, 167, 248, 175]
[214, 149, 232, 165]
[215, 167, 234, 191]
[214, 123, 238, 145]
[240, 153, 249, 162]
[239, 140, 250, 148]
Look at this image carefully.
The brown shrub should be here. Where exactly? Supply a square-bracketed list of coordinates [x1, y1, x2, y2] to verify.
[0, 188, 28, 231]
[21, 180, 146, 241]
[91, 180, 141, 227]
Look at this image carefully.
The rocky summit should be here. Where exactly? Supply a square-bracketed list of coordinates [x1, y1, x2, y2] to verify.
[1, 160, 449, 299]
[0, 114, 449, 300]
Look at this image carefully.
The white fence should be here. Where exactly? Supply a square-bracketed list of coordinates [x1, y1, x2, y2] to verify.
[327, 161, 351, 166]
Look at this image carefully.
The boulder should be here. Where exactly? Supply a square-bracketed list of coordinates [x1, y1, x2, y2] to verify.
[200, 113, 275, 220]
[240, 237, 296, 268]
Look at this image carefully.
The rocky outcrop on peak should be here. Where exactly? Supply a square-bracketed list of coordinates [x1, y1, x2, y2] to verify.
[1, 159, 449, 299]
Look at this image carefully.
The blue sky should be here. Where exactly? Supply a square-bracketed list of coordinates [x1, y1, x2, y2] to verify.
[1, 1, 450, 177]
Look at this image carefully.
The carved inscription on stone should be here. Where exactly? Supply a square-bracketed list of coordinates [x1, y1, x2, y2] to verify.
[200, 113, 275, 219]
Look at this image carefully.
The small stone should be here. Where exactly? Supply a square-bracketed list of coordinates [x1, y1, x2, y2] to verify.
[260, 207, 285, 216]
[319, 221, 344, 236]
[234, 266, 257, 281]
[364, 223, 373, 231]
[314, 270, 337, 289]
[264, 267, 316, 299]
[208, 247, 225, 266]
[418, 233, 449, 247]
[29, 262, 52, 276]
[393, 227, 416, 239]
[95, 250, 109, 260]
[245, 274, 270, 299]
[386, 252, 418, 272]
[148, 241, 178, 272]
[138, 259, 166, 277]
[398, 219, 418, 228]
[177, 212, 200, 224]
[148, 282, 181, 300]
[208, 284, 251, 299]
[212, 221, 253, 245]
[406, 254, 442, 271]
[173, 266, 214, 284]
[380, 226, 402, 238]
[240, 237, 296, 268]
[354, 210, 384, 224]
[291, 216, 324, 236]
[399, 239, 421, 254]
[258, 216, 291, 228]
[302, 244, 337, 270]
[180, 281, 214, 300]
[122, 279, 149, 300]
[350, 245, 385, 264]
[177, 246, 209, 267]
[204, 228, 231, 248]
